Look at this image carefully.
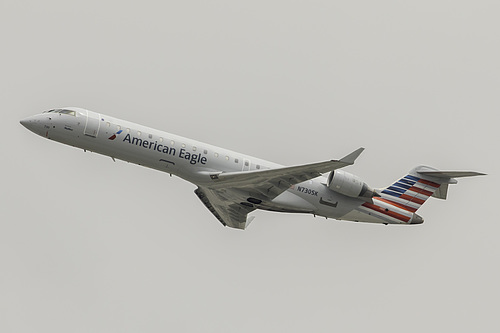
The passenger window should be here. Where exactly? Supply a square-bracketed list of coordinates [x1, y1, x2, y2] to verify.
[193, 146, 197, 151]
[137, 131, 141, 136]
[203, 149, 208, 154]
[214, 153, 219, 157]
[126, 128, 130, 133]
[106, 122, 111, 127]
[182, 143, 186, 148]
[235, 158, 239, 163]
[171, 140, 175, 145]
[148, 134, 152, 139]
[159, 137, 164, 142]
[256, 165, 261, 169]
[117, 125, 121, 131]
[245, 161, 249, 166]
[225, 156, 229, 160]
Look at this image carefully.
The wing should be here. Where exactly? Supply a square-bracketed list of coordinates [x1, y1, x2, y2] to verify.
[195, 187, 256, 230]
[208, 147, 364, 198]
[194, 148, 364, 229]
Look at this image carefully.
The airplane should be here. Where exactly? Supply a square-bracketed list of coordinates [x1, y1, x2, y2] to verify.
[20, 107, 485, 230]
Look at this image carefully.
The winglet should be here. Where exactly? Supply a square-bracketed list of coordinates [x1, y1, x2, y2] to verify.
[243, 216, 255, 229]
[339, 147, 365, 165]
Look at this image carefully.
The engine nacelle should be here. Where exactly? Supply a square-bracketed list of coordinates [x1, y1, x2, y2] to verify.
[327, 170, 375, 198]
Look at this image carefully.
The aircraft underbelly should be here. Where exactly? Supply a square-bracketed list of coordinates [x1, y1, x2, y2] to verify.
[270, 190, 316, 213]
[340, 207, 412, 225]
[340, 210, 389, 224]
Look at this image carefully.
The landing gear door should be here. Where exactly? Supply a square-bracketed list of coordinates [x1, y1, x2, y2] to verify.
[84, 110, 101, 137]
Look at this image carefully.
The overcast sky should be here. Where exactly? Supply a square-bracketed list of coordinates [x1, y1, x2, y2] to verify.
[1, 1, 499, 332]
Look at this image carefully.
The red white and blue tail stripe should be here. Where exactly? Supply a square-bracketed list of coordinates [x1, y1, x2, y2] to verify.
[379, 173, 441, 212]
[357, 169, 442, 224]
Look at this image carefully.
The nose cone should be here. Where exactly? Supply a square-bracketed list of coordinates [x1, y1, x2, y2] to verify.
[20, 115, 45, 136]
[20, 118, 30, 128]
[20, 116, 36, 132]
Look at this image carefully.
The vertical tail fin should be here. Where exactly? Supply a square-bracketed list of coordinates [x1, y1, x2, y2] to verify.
[378, 166, 485, 212]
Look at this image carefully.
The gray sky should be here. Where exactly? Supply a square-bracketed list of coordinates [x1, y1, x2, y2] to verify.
[1, 1, 499, 332]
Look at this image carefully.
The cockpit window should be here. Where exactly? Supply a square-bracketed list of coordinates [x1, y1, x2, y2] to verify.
[43, 109, 76, 116]
[59, 110, 76, 116]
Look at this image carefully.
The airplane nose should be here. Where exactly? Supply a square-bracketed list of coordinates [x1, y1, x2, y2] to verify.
[20, 118, 30, 128]
[20, 115, 44, 136]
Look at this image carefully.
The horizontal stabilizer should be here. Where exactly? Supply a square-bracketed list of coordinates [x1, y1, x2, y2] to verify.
[379, 165, 485, 210]
[417, 171, 486, 178]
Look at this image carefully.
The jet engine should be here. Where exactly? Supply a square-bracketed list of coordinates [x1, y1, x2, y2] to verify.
[327, 170, 376, 198]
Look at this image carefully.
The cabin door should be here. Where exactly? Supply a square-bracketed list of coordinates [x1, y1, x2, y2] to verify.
[84, 110, 101, 137]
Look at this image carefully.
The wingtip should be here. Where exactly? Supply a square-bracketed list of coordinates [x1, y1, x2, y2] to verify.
[339, 147, 365, 165]
[243, 215, 255, 229]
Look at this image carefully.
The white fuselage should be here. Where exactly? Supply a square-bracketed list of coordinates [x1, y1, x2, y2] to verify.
[20, 108, 418, 226]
